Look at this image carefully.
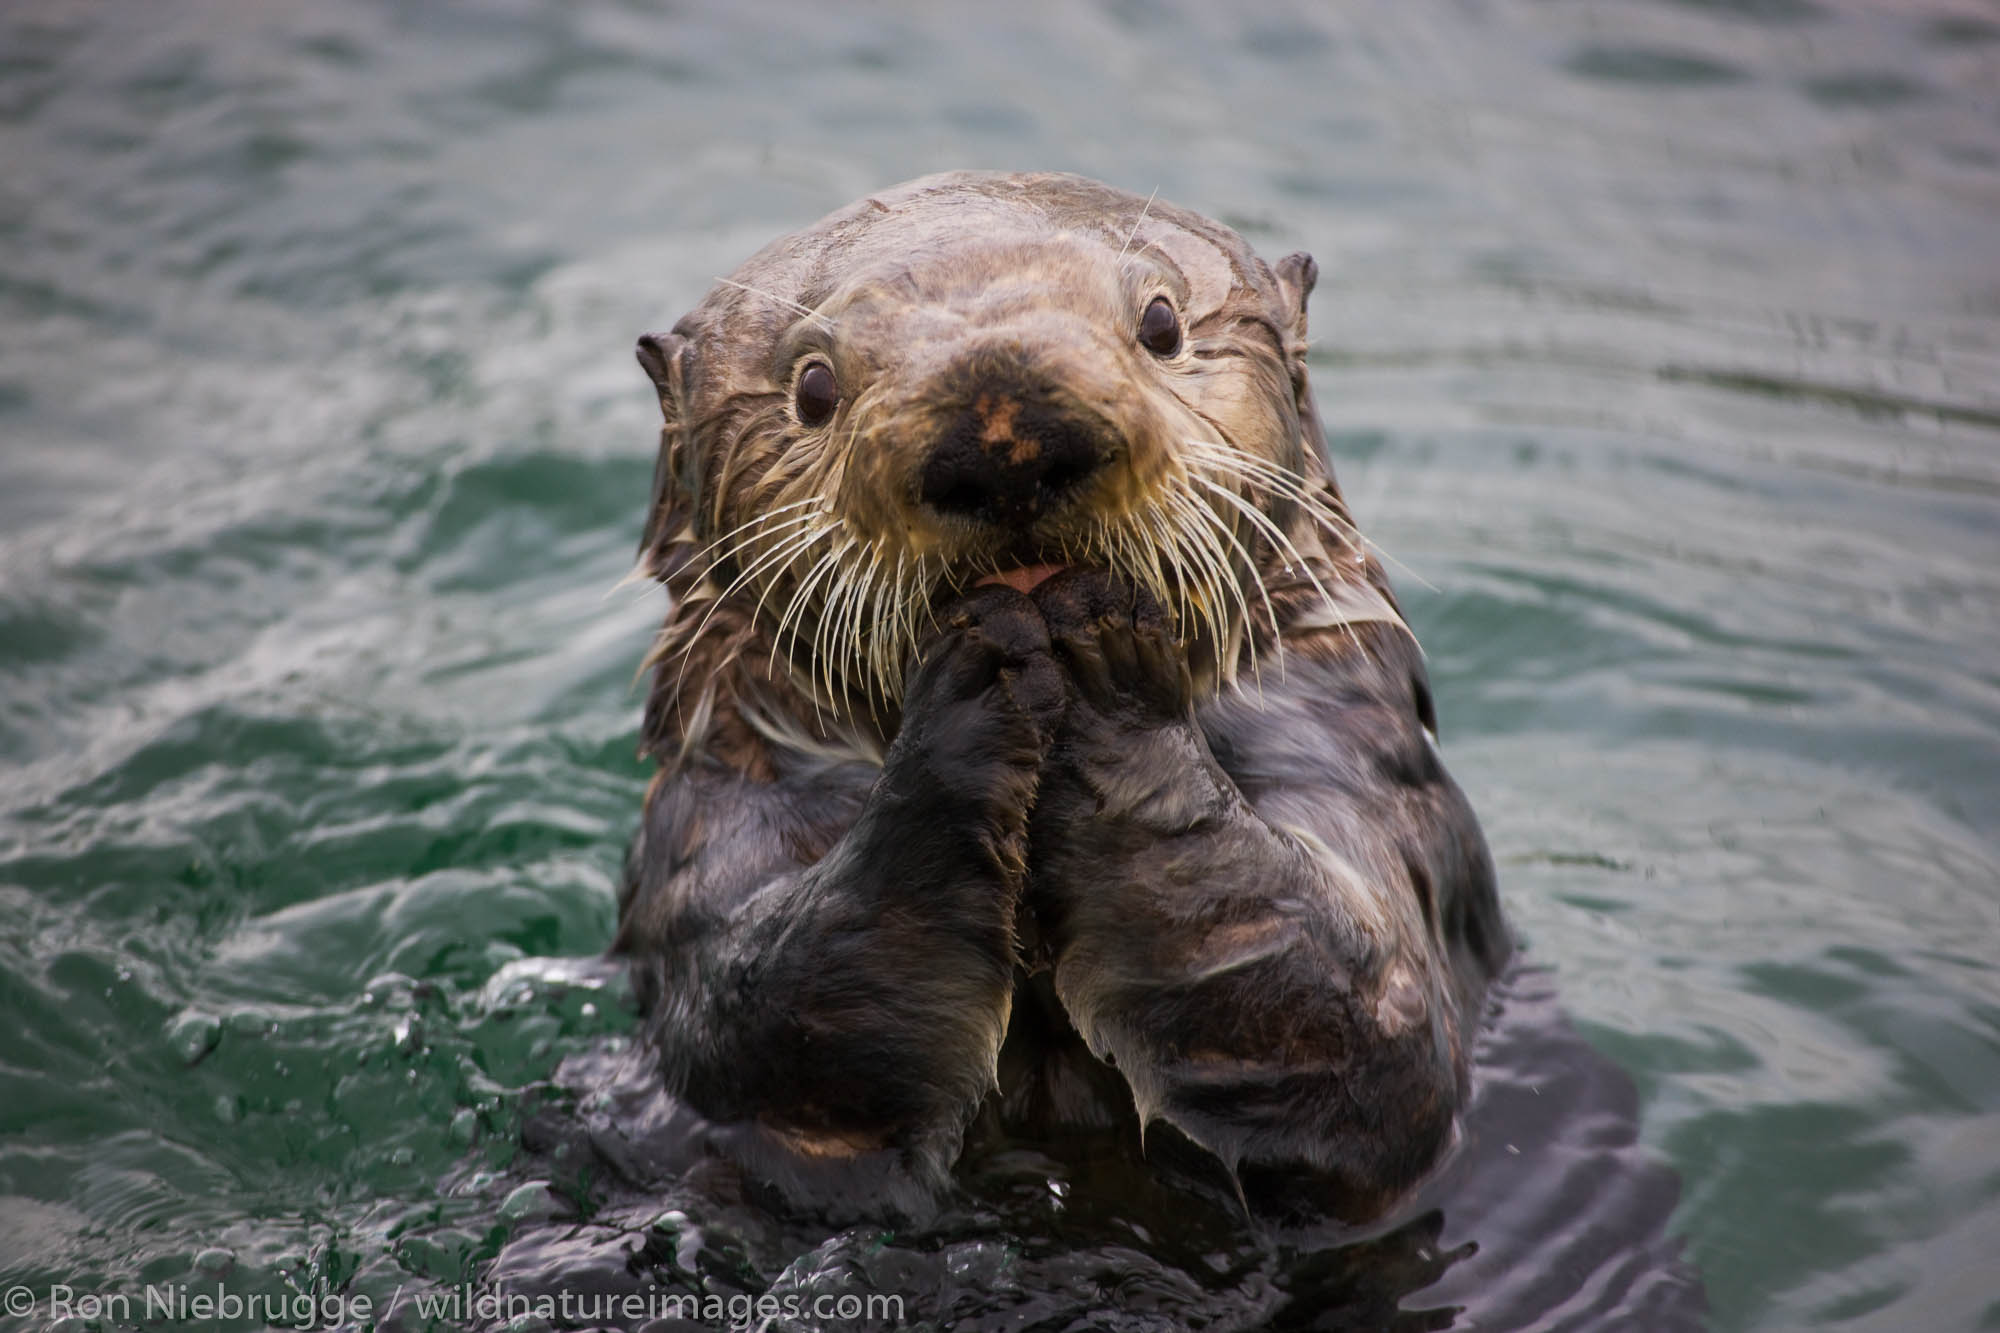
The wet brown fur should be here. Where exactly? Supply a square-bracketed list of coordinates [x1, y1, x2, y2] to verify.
[615, 172, 1510, 1220]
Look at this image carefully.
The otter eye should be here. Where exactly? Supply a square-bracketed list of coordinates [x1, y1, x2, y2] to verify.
[1138, 297, 1181, 357]
[794, 361, 839, 426]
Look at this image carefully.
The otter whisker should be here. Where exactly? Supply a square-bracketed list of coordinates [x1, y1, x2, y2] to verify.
[1190, 473, 1384, 663]
[743, 518, 839, 641]
[1166, 478, 1273, 658]
[668, 515, 836, 705]
[1185, 493, 1256, 685]
[776, 538, 845, 679]
[811, 540, 858, 704]
[1163, 484, 1261, 683]
[824, 542, 879, 706]
[1126, 502, 1177, 624]
[847, 544, 882, 701]
[712, 276, 836, 330]
[614, 501, 817, 610]
[855, 547, 887, 704]
[1106, 513, 1143, 615]
[668, 520, 824, 712]
[667, 508, 829, 617]
[861, 544, 900, 705]
[863, 546, 919, 708]
[1180, 439, 1438, 593]
[683, 498, 826, 571]
[1165, 485, 1236, 633]
[1159, 491, 1228, 664]
[875, 547, 912, 705]
[777, 534, 858, 703]
[1117, 186, 1160, 261]
[603, 555, 657, 603]
[885, 548, 913, 697]
[1179, 437, 1378, 627]
[1089, 515, 1114, 574]
[809, 550, 845, 705]
[1189, 473, 1340, 621]
[1150, 491, 1210, 642]
[1178, 437, 1359, 539]
[1138, 502, 1195, 639]
[895, 552, 935, 697]
[721, 513, 835, 617]
[1204, 457, 1369, 559]
[655, 515, 821, 668]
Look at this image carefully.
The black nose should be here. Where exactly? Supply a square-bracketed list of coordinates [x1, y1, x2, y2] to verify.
[920, 393, 1107, 525]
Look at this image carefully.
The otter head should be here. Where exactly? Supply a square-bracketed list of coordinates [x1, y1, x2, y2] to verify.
[636, 172, 1344, 752]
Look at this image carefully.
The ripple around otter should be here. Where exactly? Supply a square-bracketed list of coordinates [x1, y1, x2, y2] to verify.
[1, 0, 1996, 1330]
[453, 967, 1699, 1332]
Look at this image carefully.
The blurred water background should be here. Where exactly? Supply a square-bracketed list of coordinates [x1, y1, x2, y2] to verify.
[1, 0, 1996, 1329]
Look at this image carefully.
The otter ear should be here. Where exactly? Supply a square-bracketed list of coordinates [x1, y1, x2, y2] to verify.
[636, 330, 696, 571]
[1271, 254, 1335, 472]
[637, 330, 687, 409]
[1273, 251, 1318, 343]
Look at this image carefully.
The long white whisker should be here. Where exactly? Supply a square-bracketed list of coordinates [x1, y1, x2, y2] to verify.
[614, 501, 822, 607]
[669, 518, 832, 705]
[1198, 475, 1381, 661]
[855, 549, 883, 704]
[880, 548, 909, 700]
[1117, 186, 1159, 261]
[1141, 502, 1193, 638]
[1170, 478, 1273, 652]
[603, 557, 656, 603]
[816, 541, 859, 702]
[685, 499, 825, 569]
[712, 276, 835, 329]
[671, 519, 827, 662]
[1164, 484, 1259, 682]
[1191, 473, 1338, 616]
[1181, 439, 1438, 592]
[776, 535, 853, 689]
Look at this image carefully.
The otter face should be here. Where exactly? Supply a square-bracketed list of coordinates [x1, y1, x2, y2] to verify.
[637, 172, 1333, 715]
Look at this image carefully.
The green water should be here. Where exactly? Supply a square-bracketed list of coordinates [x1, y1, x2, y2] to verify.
[1, 0, 1996, 1329]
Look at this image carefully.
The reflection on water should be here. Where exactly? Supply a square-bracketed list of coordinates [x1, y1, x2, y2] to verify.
[1, 1, 1995, 1330]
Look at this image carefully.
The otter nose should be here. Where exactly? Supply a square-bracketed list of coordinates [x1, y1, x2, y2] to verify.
[920, 393, 1106, 525]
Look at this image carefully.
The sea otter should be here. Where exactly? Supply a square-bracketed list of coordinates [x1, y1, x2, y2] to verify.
[613, 171, 1510, 1222]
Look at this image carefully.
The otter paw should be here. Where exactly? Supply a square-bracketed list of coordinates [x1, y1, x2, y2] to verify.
[899, 584, 1065, 767]
[1032, 569, 1192, 721]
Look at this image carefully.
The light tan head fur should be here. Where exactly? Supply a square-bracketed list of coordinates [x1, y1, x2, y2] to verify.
[634, 172, 1399, 775]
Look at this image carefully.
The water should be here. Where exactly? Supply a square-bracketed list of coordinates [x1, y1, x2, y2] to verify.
[1, 0, 1996, 1328]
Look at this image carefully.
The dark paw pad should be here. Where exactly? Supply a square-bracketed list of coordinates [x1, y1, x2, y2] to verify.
[941, 583, 1055, 665]
[902, 584, 1065, 750]
[1032, 569, 1189, 718]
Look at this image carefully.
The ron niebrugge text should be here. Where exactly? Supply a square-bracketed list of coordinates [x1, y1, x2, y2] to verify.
[14, 1282, 907, 1327]
[16, 1284, 364, 1326]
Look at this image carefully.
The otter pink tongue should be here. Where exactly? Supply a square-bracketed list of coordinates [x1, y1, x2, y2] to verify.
[977, 563, 1068, 594]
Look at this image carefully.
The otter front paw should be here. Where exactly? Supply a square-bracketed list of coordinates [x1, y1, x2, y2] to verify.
[1031, 569, 1193, 723]
[887, 584, 1065, 831]
[1025, 570, 1225, 852]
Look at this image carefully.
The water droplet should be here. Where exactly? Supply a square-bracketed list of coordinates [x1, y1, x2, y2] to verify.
[167, 1011, 222, 1065]
[498, 1181, 558, 1224]
[362, 972, 417, 1011]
